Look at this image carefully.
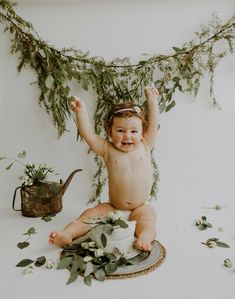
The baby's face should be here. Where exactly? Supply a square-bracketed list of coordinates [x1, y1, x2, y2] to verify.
[110, 116, 143, 152]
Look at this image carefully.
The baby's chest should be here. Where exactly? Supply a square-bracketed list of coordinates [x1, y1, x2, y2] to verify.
[107, 151, 150, 171]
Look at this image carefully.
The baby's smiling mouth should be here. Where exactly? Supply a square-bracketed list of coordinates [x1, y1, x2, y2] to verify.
[121, 142, 133, 146]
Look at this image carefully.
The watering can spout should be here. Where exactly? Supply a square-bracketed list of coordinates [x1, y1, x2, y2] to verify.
[61, 169, 82, 195]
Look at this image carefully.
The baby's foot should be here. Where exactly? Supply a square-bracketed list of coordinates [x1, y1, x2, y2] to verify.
[48, 231, 73, 247]
[134, 233, 153, 252]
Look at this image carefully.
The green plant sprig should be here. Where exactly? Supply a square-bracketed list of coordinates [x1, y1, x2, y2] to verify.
[58, 238, 149, 286]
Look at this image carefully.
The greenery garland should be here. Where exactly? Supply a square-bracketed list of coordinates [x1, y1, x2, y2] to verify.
[0, 1, 234, 202]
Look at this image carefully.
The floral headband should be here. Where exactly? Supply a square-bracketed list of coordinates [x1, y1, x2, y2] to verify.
[109, 106, 142, 122]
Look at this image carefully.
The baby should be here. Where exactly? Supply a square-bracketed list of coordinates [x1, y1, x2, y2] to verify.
[49, 83, 160, 251]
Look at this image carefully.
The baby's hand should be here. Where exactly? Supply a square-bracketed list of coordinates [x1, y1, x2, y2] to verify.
[70, 96, 85, 113]
[144, 82, 159, 99]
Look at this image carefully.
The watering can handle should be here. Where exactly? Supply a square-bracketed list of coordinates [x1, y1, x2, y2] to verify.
[12, 185, 23, 211]
[61, 169, 82, 195]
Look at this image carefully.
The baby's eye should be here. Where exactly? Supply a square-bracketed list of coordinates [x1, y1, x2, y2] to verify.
[131, 130, 139, 133]
[117, 129, 124, 133]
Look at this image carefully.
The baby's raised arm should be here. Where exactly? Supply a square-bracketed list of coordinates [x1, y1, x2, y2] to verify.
[143, 83, 160, 148]
[70, 97, 106, 156]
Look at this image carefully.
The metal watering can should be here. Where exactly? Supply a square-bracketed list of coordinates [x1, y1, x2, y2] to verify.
[12, 169, 82, 217]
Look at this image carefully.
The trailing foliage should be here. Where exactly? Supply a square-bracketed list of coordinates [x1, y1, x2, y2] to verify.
[0, 1, 235, 202]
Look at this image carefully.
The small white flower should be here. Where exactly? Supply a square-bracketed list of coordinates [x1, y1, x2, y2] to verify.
[207, 241, 217, 248]
[88, 241, 96, 248]
[46, 259, 54, 269]
[23, 265, 34, 274]
[195, 219, 202, 226]
[83, 256, 93, 263]
[81, 242, 89, 250]
[224, 258, 233, 268]
[94, 248, 104, 258]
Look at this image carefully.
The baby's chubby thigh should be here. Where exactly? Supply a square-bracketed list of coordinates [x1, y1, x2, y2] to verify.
[79, 202, 115, 221]
[129, 203, 157, 229]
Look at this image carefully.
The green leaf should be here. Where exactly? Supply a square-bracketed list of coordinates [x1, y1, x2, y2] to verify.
[84, 274, 92, 286]
[45, 74, 54, 89]
[172, 77, 180, 83]
[57, 256, 73, 269]
[35, 256, 46, 267]
[23, 227, 36, 236]
[70, 257, 84, 274]
[94, 268, 106, 281]
[0, 156, 6, 160]
[165, 100, 176, 112]
[173, 46, 182, 53]
[67, 272, 78, 285]
[17, 151, 26, 159]
[104, 261, 118, 274]
[113, 219, 128, 228]
[16, 259, 34, 267]
[101, 233, 107, 248]
[41, 215, 53, 222]
[216, 241, 230, 248]
[5, 162, 14, 170]
[80, 78, 89, 91]
[17, 241, 30, 249]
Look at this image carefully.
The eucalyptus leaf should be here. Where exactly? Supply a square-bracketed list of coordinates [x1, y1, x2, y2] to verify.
[84, 274, 92, 286]
[101, 233, 107, 248]
[17, 151, 26, 159]
[41, 215, 53, 222]
[94, 268, 106, 281]
[23, 227, 36, 236]
[70, 257, 84, 274]
[57, 256, 73, 269]
[16, 259, 34, 267]
[104, 261, 118, 274]
[113, 219, 129, 228]
[216, 241, 230, 248]
[67, 272, 78, 285]
[17, 241, 30, 249]
[35, 256, 46, 267]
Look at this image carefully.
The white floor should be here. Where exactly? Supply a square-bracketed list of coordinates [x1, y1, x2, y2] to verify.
[1, 174, 235, 299]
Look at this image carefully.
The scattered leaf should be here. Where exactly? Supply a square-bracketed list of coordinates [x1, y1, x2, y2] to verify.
[35, 256, 46, 267]
[17, 241, 30, 249]
[16, 259, 34, 267]
[17, 151, 26, 159]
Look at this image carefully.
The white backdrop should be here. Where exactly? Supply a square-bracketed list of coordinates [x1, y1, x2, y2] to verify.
[0, 1, 235, 298]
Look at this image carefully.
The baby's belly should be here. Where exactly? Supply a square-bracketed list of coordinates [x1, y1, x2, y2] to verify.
[108, 181, 152, 211]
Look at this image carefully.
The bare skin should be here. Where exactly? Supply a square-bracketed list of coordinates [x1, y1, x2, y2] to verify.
[49, 84, 160, 251]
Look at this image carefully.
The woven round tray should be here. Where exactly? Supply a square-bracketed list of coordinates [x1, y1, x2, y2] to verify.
[106, 240, 166, 279]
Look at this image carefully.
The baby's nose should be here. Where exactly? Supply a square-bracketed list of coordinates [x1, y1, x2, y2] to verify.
[124, 132, 131, 139]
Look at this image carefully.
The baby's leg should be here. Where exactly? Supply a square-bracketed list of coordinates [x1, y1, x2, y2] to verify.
[129, 204, 156, 252]
[48, 202, 115, 247]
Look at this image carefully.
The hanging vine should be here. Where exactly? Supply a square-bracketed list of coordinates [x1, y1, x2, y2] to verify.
[0, 0, 234, 202]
